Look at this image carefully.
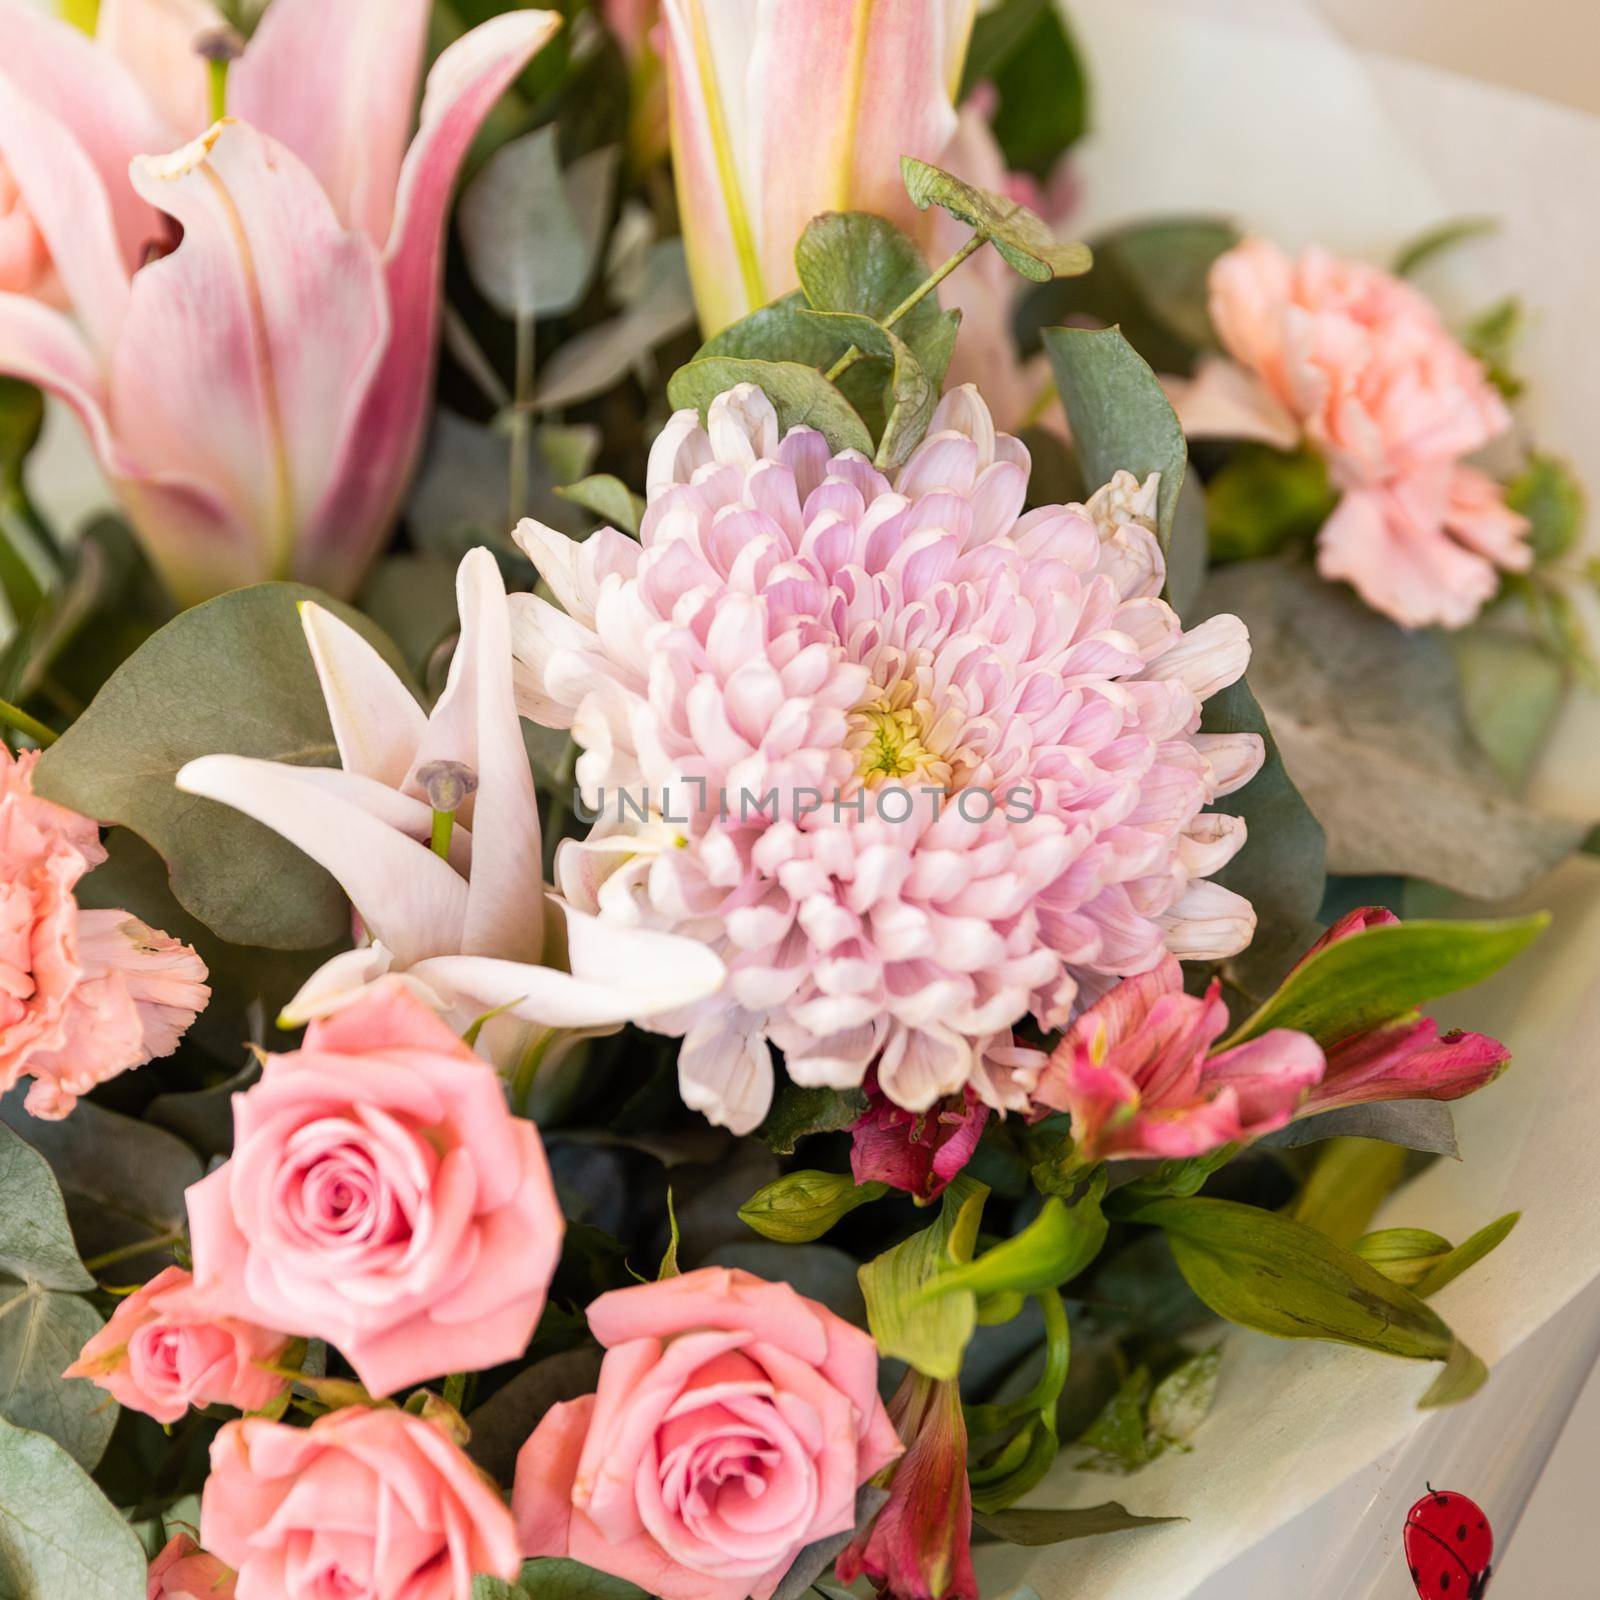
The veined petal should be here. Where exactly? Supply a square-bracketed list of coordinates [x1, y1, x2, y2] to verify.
[0, 0, 172, 282]
[230, 0, 431, 247]
[295, 10, 561, 597]
[119, 120, 390, 600]
[410, 549, 545, 964]
[95, 0, 216, 140]
[176, 753, 468, 966]
[299, 601, 426, 787]
[0, 66, 131, 353]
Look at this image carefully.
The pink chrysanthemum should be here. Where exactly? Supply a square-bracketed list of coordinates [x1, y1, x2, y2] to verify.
[509, 385, 1264, 1132]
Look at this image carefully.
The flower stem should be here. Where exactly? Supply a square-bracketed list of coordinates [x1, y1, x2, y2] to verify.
[0, 696, 56, 748]
[508, 311, 537, 526]
[430, 808, 455, 861]
[823, 231, 988, 385]
[84, 1229, 184, 1275]
[443, 1371, 467, 1411]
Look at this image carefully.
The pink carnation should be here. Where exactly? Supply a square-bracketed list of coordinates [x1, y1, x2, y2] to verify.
[185, 983, 564, 1397]
[1205, 237, 1530, 628]
[63, 1265, 289, 1426]
[510, 384, 1264, 1131]
[201, 1407, 519, 1600]
[513, 1266, 901, 1600]
[146, 1533, 236, 1600]
[1031, 955, 1325, 1160]
[0, 747, 208, 1117]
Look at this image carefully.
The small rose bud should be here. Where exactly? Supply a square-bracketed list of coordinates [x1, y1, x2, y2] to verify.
[737, 1169, 886, 1244]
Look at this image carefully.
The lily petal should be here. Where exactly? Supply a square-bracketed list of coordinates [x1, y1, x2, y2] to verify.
[409, 548, 544, 965]
[299, 601, 427, 787]
[176, 753, 467, 966]
[557, 899, 727, 1014]
[95, 0, 217, 141]
[118, 119, 390, 599]
[229, 0, 431, 248]
[296, 9, 561, 597]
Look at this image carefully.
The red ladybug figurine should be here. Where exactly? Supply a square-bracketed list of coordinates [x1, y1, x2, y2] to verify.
[1404, 1485, 1494, 1599]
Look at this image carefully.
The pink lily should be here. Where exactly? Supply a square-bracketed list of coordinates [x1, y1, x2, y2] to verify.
[0, 0, 560, 603]
[176, 548, 724, 1091]
[836, 1368, 979, 1600]
[849, 1069, 990, 1203]
[1293, 908, 1511, 1112]
[1031, 957, 1326, 1162]
[661, 0, 979, 333]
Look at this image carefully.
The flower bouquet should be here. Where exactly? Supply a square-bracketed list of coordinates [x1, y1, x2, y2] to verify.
[0, 2, 1592, 1599]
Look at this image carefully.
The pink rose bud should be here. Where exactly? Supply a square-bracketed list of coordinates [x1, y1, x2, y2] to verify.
[146, 1533, 235, 1600]
[849, 1071, 990, 1202]
[201, 1408, 518, 1600]
[63, 1265, 288, 1426]
[513, 1266, 903, 1600]
[836, 1369, 978, 1600]
[184, 983, 564, 1398]
[0, 747, 209, 1119]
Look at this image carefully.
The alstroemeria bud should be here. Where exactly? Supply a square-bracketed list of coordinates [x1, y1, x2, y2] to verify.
[836, 1369, 979, 1600]
[738, 1169, 886, 1244]
[1354, 1228, 1454, 1288]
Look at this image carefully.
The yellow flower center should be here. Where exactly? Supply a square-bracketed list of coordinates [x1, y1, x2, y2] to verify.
[846, 694, 956, 790]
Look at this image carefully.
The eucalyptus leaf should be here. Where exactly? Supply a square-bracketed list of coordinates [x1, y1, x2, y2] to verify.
[901, 157, 1092, 283]
[699, 292, 846, 369]
[0, 1093, 201, 1279]
[458, 128, 617, 320]
[465, 1349, 604, 1486]
[1041, 325, 1186, 548]
[961, 0, 1088, 177]
[1193, 558, 1587, 897]
[667, 359, 873, 457]
[859, 1179, 986, 1379]
[1449, 629, 1565, 789]
[770, 1485, 889, 1600]
[358, 554, 464, 679]
[555, 475, 644, 536]
[0, 1286, 111, 1471]
[755, 1083, 866, 1155]
[0, 1123, 92, 1293]
[795, 310, 934, 469]
[974, 1502, 1180, 1546]
[1263, 1100, 1459, 1157]
[33, 583, 410, 949]
[0, 1416, 147, 1599]
[1225, 913, 1546, 1048]
[474, 1560, 647, 1600]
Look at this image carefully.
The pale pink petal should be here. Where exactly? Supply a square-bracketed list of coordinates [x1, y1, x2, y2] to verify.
[230, 0, 431, 247]
[95, 0, 217, 140]
[1166, 355, 1301, 449]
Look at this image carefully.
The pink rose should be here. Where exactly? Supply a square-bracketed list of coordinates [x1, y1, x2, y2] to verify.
[0, 747, 209, 1118]
[201, 1407, 519, 1600]
[146, 1533, 236, 1600]
[1202, 238, 1531, 628]
[63, 1265, 288, 1426]
[1030, 955, 1326, 1160]
[185, 984, 563, 1397]
[513, 1266, 903, 1600]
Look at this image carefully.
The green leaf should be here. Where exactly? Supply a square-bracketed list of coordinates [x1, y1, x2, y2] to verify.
[1076, 1367, 1157, 1471]
[474, 1560, 648, 1600]
[0, 1123, 92, 1294]
[457, 128, 617, 320]
[1132, 1197, 1480, 1393]
[1414, 1211, 1519, 1299]
[795, 311, 934, 469]
[859, 1179, 986, 1379]
[900, 157, 1092, 283]
[555, 474, 645, 537]
[357, 554, 464, 680]
[1147, 1345, 1221, 1447]
[967, 0, 1089, 178]
[666, 359, 873, 458]
[1198, 676, 1326, 996]
[1393, 216, 1497, 278]
[1461, 296, 1526, 399]
[0, 1286, 111, 1473]
[1290, 1138, 1407, 1246]
[1225, 913, 1547, 1048]
[925, 1190, 1106, 1300]
[1017, 217, 1239, 374]
[0, 1416, 147, 1598]
[1040, 325, 1186, 549]
[738, 1170, 887, 1245]
[658, 1189, 681, 1280]
[1449, 628, 1566, 789]
[755, 1082, 866, 1155]
[974, 1502, 1180, 1546]
[1420, 1339, 1489, 1409]
[33, 583, 411, 949]
[771, 1485, 890, 1600]
[1506, 452, 1586, 566]
[1206, 445, 1336, 563]
[1264, 1100, 1458, 1158]
[465, 1349, 603, 1487]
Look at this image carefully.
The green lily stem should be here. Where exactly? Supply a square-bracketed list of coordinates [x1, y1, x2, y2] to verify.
[965, 1289, 1071, 1437]
[508, 311, 537, 528]
[823, 231, 988, 385]
[0, 695, 56, 748]
[84, 1229, 184, 1275]
[430, 807, 455, 861]
[509, 1027, 554, 1115]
